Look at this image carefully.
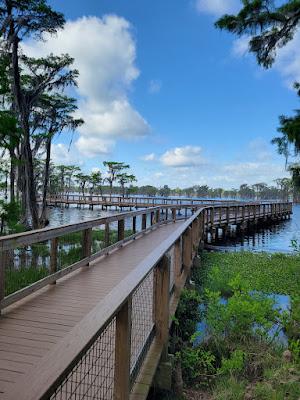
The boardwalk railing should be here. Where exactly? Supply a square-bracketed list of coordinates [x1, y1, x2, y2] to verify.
[43, 193, 244, 207]
[0, 201, 292, 400]
[0, 205, 193, 311]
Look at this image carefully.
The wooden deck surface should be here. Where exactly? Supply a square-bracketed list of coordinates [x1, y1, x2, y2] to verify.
[0, 221, 184, 399]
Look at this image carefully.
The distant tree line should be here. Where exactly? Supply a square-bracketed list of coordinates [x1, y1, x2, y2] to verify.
[133, 179, 295, 202]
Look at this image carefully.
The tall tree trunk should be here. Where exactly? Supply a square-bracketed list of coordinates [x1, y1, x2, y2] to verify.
[40, 136, 51, 226]
[9, 149, 15, 203]
[11, 36, 39, 229]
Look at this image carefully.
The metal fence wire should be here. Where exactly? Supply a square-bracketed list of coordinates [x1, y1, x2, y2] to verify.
[49, 317, 116, 400]
[130, 270, 154, 384]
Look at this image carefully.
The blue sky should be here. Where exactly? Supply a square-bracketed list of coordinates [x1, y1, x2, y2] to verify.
[25, 0, 300, 188]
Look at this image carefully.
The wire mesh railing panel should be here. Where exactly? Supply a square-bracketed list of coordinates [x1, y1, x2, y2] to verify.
[49, 317, 116, 400]
[130, 270, 154, 382]
[3, 241, 51, 296]
[168, 246, 175, 293]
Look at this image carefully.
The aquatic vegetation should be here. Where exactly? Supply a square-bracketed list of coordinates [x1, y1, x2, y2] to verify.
[196, 251, 300, 297]
[168, 251, 300, 399]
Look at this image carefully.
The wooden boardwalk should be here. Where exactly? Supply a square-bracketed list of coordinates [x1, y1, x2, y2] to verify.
[0, 201, 292, 400]
[0, 221, 184, 399]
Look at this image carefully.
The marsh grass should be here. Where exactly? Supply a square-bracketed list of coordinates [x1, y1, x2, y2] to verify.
[4, 229, 133, 296]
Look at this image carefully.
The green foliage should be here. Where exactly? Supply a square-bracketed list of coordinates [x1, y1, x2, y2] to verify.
[198, 251, 300, 297]
[213, 377, 246, 400]
[215, 0, 300, 69]
[174, 288, 202, 343]
[0, 201, 25, 233]
[173, 251, 300, 398]
[218, 350, 245, 377]
[179, 347, 215, 386]
[205, 283, 279, 348]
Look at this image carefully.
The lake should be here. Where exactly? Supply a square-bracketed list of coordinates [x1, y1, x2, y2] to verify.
[46, 203, 300, 253]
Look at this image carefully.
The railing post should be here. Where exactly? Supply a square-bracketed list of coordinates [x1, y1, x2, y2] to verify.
[226, 207, 230, 224]
[105, 223, 110, 248]
[82, 228, 92, 265]
[151, 211, 154, 226]
[183, 227, 192, 272]
[210, 207, 214, 227]
[132, 216, 136, 234]
[118, 219, 125, 241]
[0, 249, 6, 313]
[114, 297, 132, 400]
[174, 239, 182, 296]
[172, 208, 176, 222]
[142, 213, 147, 230]
[154, 255, 170, 350]
[156, 209, 160, 224]
[50, 237, 58, 284]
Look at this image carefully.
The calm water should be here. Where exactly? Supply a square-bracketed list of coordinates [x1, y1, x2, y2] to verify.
[215, 205, 300, 253]
[45, 204, 300, 253]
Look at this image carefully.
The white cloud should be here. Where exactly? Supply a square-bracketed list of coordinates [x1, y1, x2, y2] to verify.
[195, 0, 240, 17]
[75, 136, 114, 157]
[141, 153, 156, 161]
[51, 143, 83, 165]
[160, 146, 205, 168]
[22, 15, 150, 158]
[148, 80, 162, 94]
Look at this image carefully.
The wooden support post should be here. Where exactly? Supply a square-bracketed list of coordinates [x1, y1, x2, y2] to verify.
[174, 239, 182, 296]
[210, 207, 214, 227]
[105, 223, 110, 248]
[156, 209, 160, 224]
[172, 208, 176, 222]
[183, 227, 192, 271]
[132, 216, 136, 234]
[82, 228, 92, 265]
[118, 219, 125, 241]
[154, 255, 170, 349]
[114, 297, 132, 400]
[142, 213, 147, 230]
[151, 211, 154, 226]
[242, 206, 245, 221]
[166, 208, 169, 221]
[0, 250, 6, 313]
[226, 207, 230, 224]
[50, 237, 58, 284]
